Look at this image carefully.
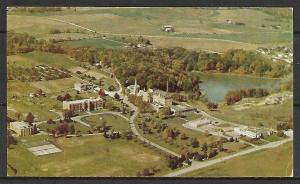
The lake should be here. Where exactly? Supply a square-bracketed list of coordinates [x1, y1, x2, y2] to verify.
[197, 73, 283, 103]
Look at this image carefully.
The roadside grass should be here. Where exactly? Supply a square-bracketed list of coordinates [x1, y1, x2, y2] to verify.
[7, 135, 172, 176]
[264, 134, 285, 142]
[183, 142, 293, 177]
[81, 114, 130, 132]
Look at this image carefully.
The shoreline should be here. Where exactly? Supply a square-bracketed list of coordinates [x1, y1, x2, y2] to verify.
[192, 71, 287, 80]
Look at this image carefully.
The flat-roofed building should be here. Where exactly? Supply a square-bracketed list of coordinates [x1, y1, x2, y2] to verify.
[10, 121, 33, 136]
[63, 97, 103, 115]
[171, 105, 196, 116]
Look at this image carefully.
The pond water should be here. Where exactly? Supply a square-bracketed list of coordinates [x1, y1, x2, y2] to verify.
[197, 73, 283, 103]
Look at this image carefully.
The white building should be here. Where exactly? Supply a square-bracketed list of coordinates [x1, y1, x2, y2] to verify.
[137, 90, 151, 102]
[127, 78, 140, 95]
[63, 97, 103, 115]
[283, 129, 293, 137]
[152, 89, 172, 106]
[10, 121, 33, 137]
[234, 127, 258, 139]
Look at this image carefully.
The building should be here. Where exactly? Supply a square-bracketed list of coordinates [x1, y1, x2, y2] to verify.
[137, 90, 151, 102]
[126, 78, 140, 95]
[74, 82, 95, 92]
[10, 121, 33, 136]
[162, 25, 174, 32]
[234, 127, 258, 139]
[63, 97, 103, 115]
[283, 129, 293, 137]
[152, 89, 172, 106]
[171, 105, 196, 116]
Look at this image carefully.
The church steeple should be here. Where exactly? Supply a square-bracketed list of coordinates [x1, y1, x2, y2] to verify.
[166, 80, 169, 93]
[134, 78, 137, 94]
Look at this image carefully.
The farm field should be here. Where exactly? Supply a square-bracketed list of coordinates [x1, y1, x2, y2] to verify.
[63, 37, 124, 49]
[7, 51, 80, 69]
[7, 135, 172, 176]
[183, 142, 293, 177]
[8, 8, 293, 51]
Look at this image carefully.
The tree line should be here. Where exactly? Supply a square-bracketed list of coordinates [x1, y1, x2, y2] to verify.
[225, 88, 270, 105]
[7, 32, 291, 93]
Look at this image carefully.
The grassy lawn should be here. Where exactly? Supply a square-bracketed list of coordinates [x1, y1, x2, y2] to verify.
[7, 135, 172, 176]
[183, 142, 293, 177]
[38, 121, 92, 133]
[135, 114, 248, 155]
[81, 114, 130, 132]
[264, 134, 285, 142]
[190, 98, 292, 129]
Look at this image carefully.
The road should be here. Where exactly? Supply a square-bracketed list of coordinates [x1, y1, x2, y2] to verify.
[164, 138, 292, 177]
[114, 77, 181, 157]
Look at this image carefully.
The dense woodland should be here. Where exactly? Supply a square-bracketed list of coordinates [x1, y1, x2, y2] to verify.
[7, 31, 292, 93]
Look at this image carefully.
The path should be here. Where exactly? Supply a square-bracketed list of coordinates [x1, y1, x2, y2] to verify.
[114, 77, 181, 157]
[164, 138, 292, 177]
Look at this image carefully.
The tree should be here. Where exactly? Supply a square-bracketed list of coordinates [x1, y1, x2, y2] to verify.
[15, 112, 21, 120]
[64, 110, 73, 121]
[207, 102, 218, 110]
[114, 92, 120, 100]
[32, 124, 38, 134]
[70, 124, 75, 134]
[201, 142, 208, 153]
[25, 112, 34, 125]
[63, 93, 72, 101]
[47, 119, 56, 124]
[218, 143, 224, 152]
[158, 107, 172, 119]
[191, 138, 200, 148]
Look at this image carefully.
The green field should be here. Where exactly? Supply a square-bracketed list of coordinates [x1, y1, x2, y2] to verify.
[190, 97, 292, 129]
[7, 51, 80, 69]
[183, 142, 293, 177]
[7, 135, 172, 176]
[8, 8, 293, 51]
[63, 37, 124, 49]
[38, 121, 92, 133]
[81, 114, 130, 131]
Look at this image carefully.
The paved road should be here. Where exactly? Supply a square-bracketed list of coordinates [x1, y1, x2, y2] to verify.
[164, 138, 292, 177]
[114, 77, 181, 157]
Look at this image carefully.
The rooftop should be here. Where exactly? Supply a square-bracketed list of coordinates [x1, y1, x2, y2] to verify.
[10, 121, 32, 129]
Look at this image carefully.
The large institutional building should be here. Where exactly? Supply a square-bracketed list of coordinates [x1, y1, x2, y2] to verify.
[10, 121, 33, 136]
[63, 97, 103, 115]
